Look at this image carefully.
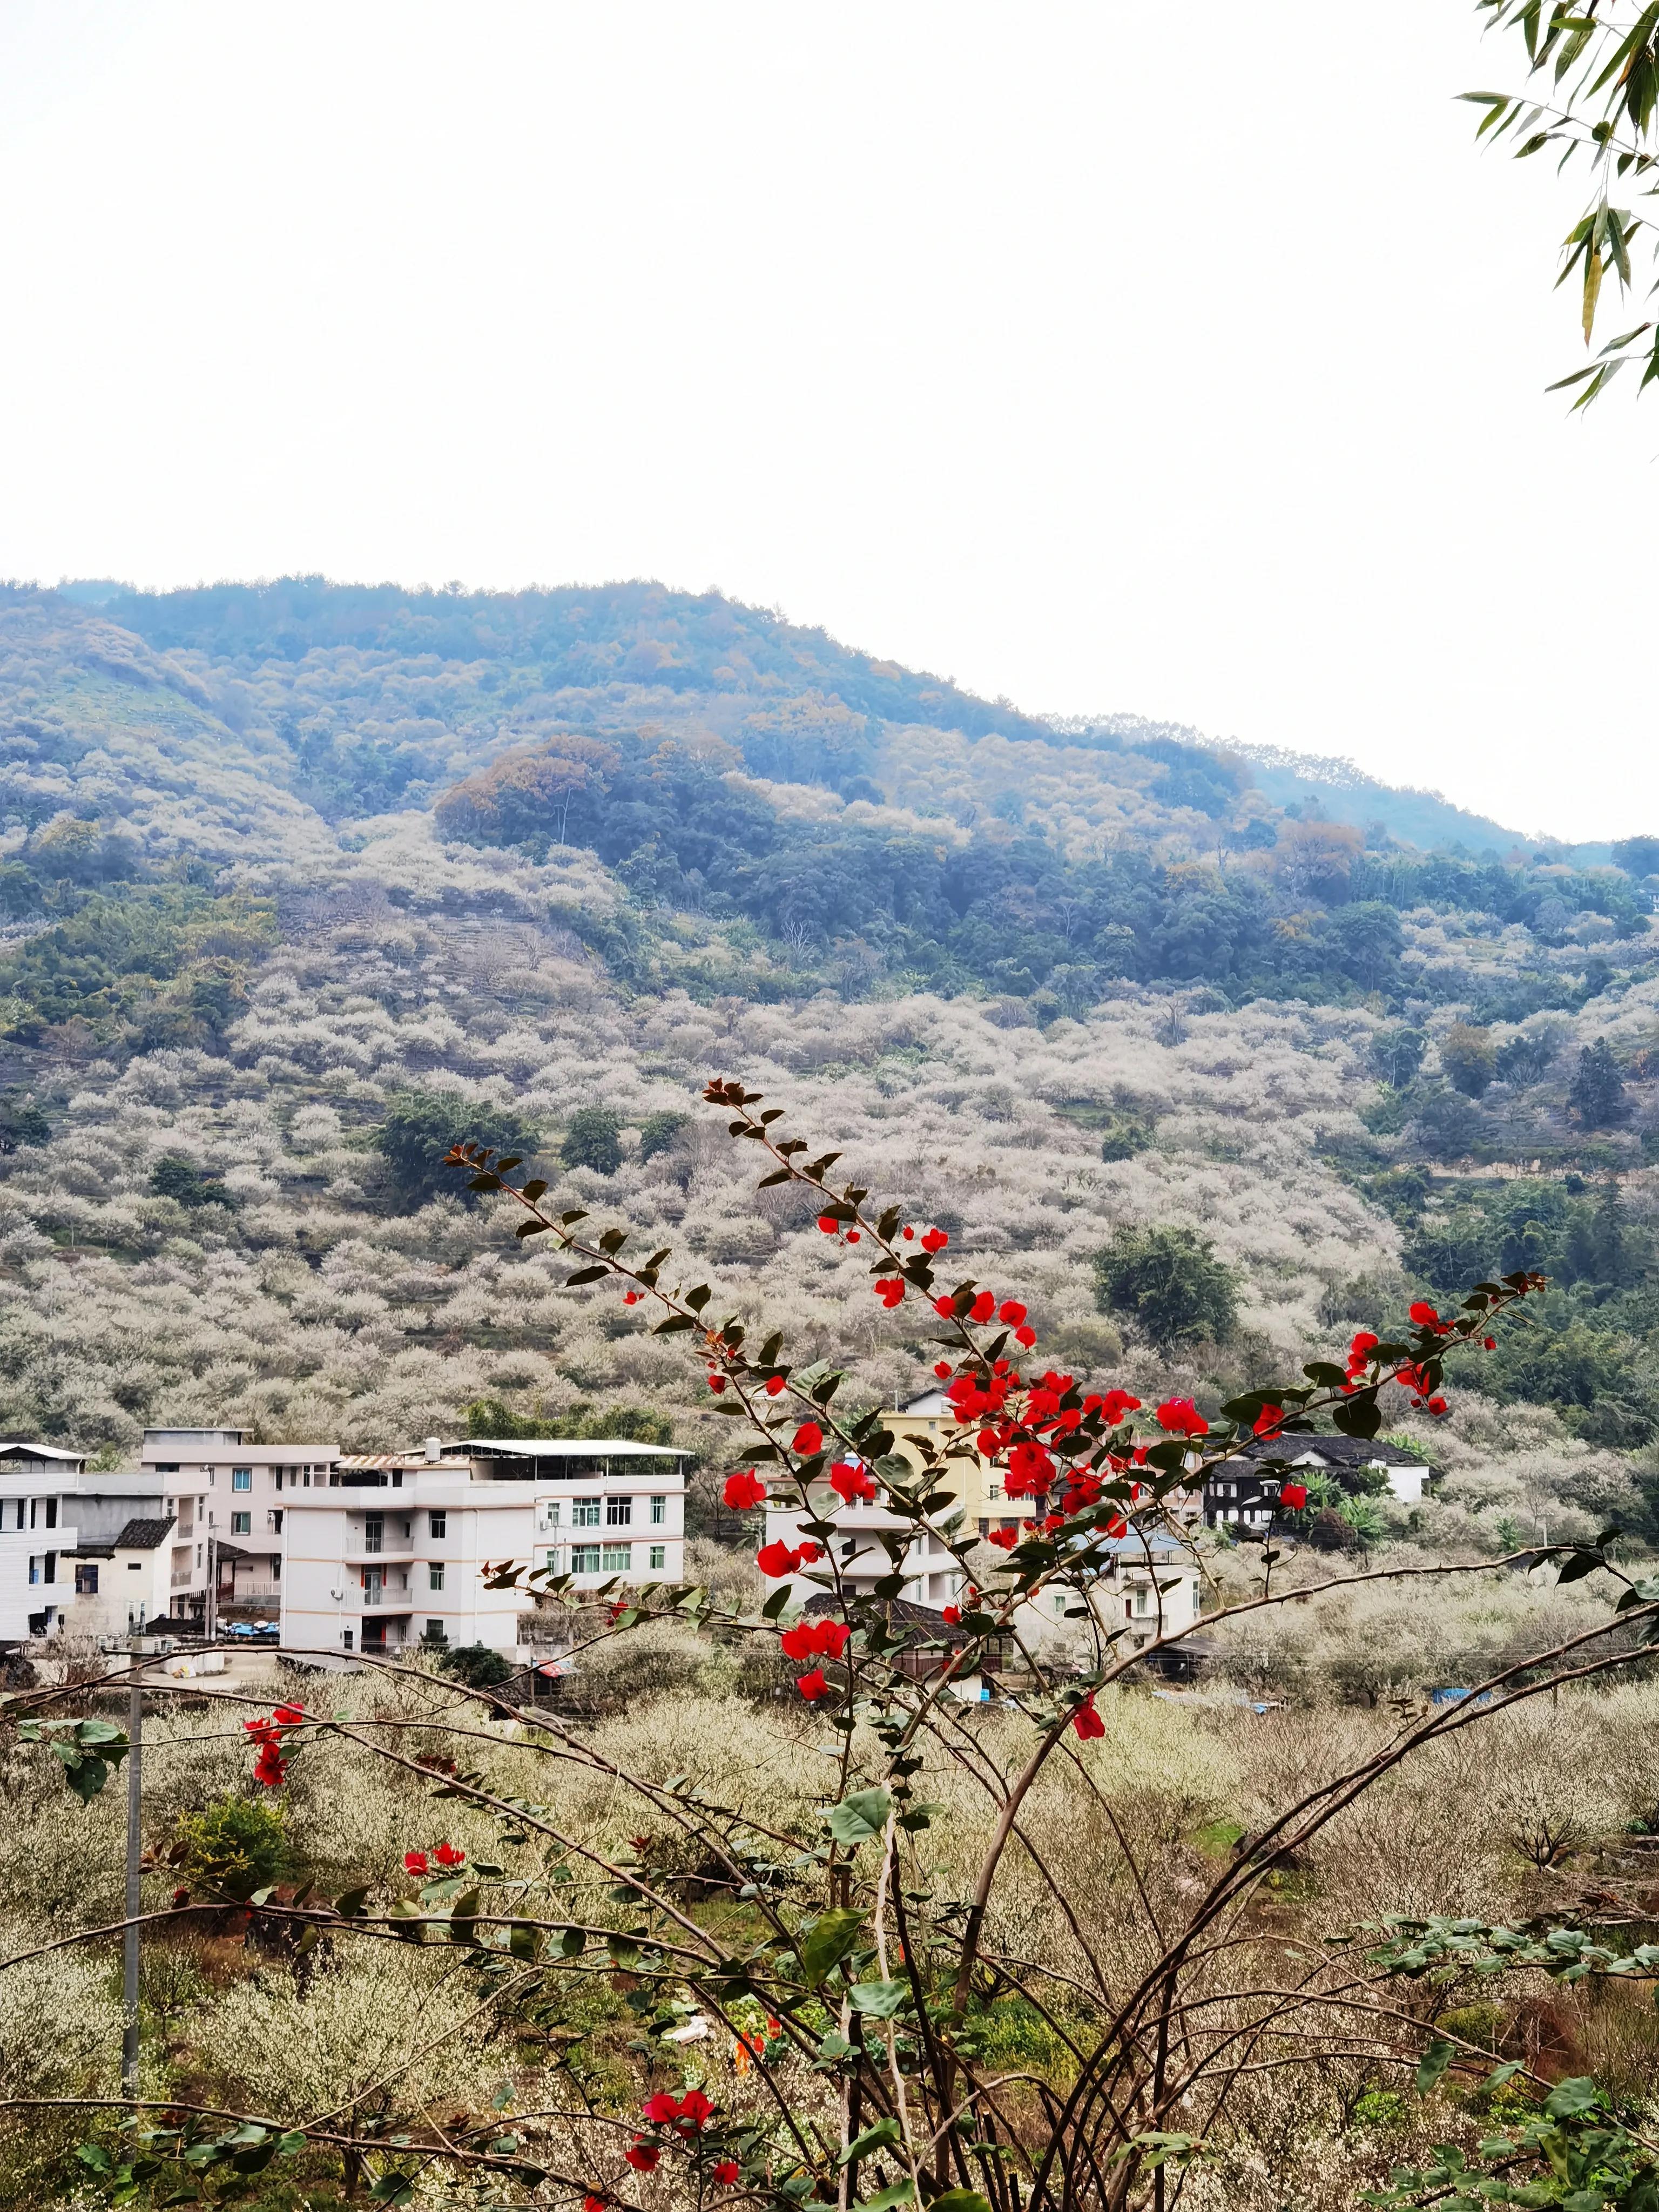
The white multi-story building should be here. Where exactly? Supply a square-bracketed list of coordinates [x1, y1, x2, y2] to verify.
[279, 1435, 689, 1664]
[137, 1429, 340, 1628]
[0, 1440, 90, 1642]
[0, 1444, 184, 1644]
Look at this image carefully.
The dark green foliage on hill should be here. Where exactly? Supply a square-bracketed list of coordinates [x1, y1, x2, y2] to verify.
[372, 1091, 542, 1211]
[0, 887, 275, 1048]
[460, 1395, 676, 1446]
[150, 1154, 234, 1210]
[441, 1642, 512, 1690]
[0, 1091, 49, 1154]
[1569, 1038, 1627, 1127]
[560, 1107, 622, 1176]
[638, 1111, 687, 1162]
[1092, 1224, 1238, 1348]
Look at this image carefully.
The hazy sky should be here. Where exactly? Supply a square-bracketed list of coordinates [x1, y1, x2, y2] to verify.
[0, 2, 1649, 840]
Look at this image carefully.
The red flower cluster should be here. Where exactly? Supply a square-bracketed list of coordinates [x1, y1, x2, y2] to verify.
[873, 1277, 906, 1309]
[756, 1539, 822, 1577]
[1408, 1301, 1454, 1337]
[1156, 1397, 1209, 1440]
[404, 1843, 466, 1876]
[1345, 1330, 1379, 1391]
[780, 1618, 850, 1663]
[921, 1226, 949, 1253]
[723, 1469, 768, 1509]
[1396, 1363, 1449, 1417]
[828, 1460, 876, 1504]
[243, 1703, 304, 1788]
[1072, 1695, 1105, 1741]
[1004, 1438, 1056, 1499]
[986, 1525, 1020, 1550]
[643, 2088, 713, 2133]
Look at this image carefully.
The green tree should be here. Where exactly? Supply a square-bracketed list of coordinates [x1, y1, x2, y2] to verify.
[637, 1110, 687, 1162]
[1368, 1026, 1426, 1088]
[1569, 1038, 1627, 1127]
[442, 1642, 512, 1690]
[150, 1153, 234, 1209]
[0, 1090, 49, 1154]
[1495, 1028, 1559, 1086]
[1613, 834, 1659, 879]
[1413, 1083, 1485, 1162]
[1092, 1223, 1237, 1348]
[372, 1090, 539, 1210]
[460, 1395, 674, 1445]
[1438, 1022, 1498, 1099]
[561, 1105, 622, 1176]
[176, 1794, 290, 1900]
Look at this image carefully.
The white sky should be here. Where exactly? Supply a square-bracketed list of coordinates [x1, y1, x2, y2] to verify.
[0, 2, 1648, 841]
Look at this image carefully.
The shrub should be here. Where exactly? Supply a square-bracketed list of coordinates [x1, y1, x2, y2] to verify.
[440, 1642, 512, 1690]
[372, 1090, 539, 1210]
[176, 1793, 289, 1899]
[1092, 1222, 1237, 1347]
[638, 1110, 688, 1162]
[561, 1106, 623, 1176]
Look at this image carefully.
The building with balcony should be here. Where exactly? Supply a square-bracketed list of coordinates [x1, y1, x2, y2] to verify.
[138, 1429, 339, 1627]
[279, 1434, 688, 1664]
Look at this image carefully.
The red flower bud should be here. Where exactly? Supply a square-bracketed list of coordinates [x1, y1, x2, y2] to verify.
[933, 1361, 952, 1378]
[1483, 1336, 1496, 1351]
[623, 1290, 639, 1305]
[1071, 1696, 1106, 1741]
[846, 1229, 860, 1244]
[1427, 1395, 1448, 1415]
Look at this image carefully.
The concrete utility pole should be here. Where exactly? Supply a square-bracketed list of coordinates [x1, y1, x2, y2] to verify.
[122, 1643, 143, 2095]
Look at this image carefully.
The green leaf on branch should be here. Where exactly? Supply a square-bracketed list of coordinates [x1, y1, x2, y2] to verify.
[799, 1906, 865, 1984]
[1415, 2039, 1456, 2094]
[848, 1978, 912, 2019]
[839, 2118, 902, 2165]
[854, 2185, 917, 2212]
[827, 1789, 892, 1844]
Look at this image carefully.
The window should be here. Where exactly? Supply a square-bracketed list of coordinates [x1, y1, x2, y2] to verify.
[429, 1563, 445, 1591]
[540, 1501, 559, 1530]
[271, 1558, 281, 1577]
[987, 1482, 1003, 1501]
[43, 1552, 56, 1583]
[570, 1544, 601, 1574]
[601, 1543, 631, 1572]
[126, 1561, 141, 1571]
[44, 1497, 57, 1528]
[268, 1509, 283, 1533]
[571, 1497, 601, 1528]
[195, 1544, 203, 1566]
[429, 1510, 447, 1539]
[231, 1469, 252, 1492]
[342, 1627, 354, 1650]
[363, 1516, 383, 1554]
[606, 1496, 632, 1527]
[231, 1512, 251, 1535]
[649, 1545, 666, 1570]
[426, 1620, 444, 1640]
[649, 1495, 666, 1526]
[28, 1557, 39, 1586]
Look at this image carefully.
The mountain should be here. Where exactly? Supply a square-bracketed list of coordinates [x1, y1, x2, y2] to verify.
[0, 577, 1654, 1555]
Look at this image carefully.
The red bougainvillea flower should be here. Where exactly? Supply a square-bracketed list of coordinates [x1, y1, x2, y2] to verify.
[243, 1715, 281, 1742]
[756, 1540, 801, 1577]
[586, 2195, 609, 2212]
[986, 1526, 1020, 1550]
[171, 1885, 191, 1908]
[623, 1290, 639, 1305]
[706, 1373, 726, 1393]
[941, 1605, 961, 1626]
[252, 1742, 285, 1788]
[1155, 1397, 1209, 1440]
[1072, 1696, 1106, 1741]
[1483, 1336, 1496, 1351]
[273, 1703, 305, 1727]
[723, 1469, 768, 1509]
[676, 2090, 712, 2130]
[969, 1291, 996, 1323]
[625, 2143, 660, 2172]
[781, 1618, 850, 1662]
[846, 1229, 860, 1243]
[434, 1842, 466, 1867]
[817, 1215, 839, 1235]
[642, 2093, 682, 2125]
[998, 1299, 1027, 1325]
[1279, 1482, 1308, 1510]
[403, 1850, 430, 1876]
[713, 2161, 740, 2187]
[1252, 1404, 1284, 1439]
[933, 1361, 952, 1379]
[764, 1375, 786, 1396]
[1350, 1331, 1378, 1358]
[921, 1226, 949, 1252]
[1014, 1325, 1036, 1347]
[933, 1295, 956, 1318]
[874, 1277, 905, 1309]
[1408, 1301, 1440, 1327]
[1427, 1395, 1448, 1416]
[792, 1422, 824, 1455]
[828, 1461, 876, 1505]
[795, 1668, 830, 1701]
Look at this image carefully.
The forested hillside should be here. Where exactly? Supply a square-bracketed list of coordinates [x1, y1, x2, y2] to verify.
[3, 577, 1659, 1554]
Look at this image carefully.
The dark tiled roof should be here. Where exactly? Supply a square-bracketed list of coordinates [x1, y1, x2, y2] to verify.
[1236, 1437, 1430, 1470]
[215, 1541, 255, 1561]
[114, 1518, 176, 1550]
